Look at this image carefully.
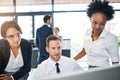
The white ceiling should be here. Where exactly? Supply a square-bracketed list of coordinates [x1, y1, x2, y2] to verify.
[0, 0, 120, 6]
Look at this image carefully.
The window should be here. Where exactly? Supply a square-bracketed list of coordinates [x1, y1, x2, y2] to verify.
[17, 16, 32, 40]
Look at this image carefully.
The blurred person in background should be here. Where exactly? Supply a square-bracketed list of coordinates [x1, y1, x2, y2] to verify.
[54, 27, 62, 39]
[36, 15, 53, 64]
[54, 27, 59, 36]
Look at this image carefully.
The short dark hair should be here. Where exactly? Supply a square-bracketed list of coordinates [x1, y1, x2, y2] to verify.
[87, 0, 114, 21]
[46, 35, 62, 47]
[43, 15, 50, 23]
[1, 21, 22, 38]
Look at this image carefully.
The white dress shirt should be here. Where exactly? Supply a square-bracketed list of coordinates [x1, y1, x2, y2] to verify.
[32, 56, 82, 79]
[83, 29, 119, 66]
[5, 48, 24, 72]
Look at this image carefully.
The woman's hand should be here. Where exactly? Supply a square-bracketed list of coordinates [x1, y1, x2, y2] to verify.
[0, 74, 12, 80]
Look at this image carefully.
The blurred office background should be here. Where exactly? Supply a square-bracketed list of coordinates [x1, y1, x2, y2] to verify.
[0, 0, 120, 70]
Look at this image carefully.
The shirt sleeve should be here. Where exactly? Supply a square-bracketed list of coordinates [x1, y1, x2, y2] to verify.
[108, 36, 119, 62]
[73, 60, 83, 71]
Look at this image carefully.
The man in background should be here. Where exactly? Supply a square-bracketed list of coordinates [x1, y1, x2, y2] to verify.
[36, 15, 53, 64]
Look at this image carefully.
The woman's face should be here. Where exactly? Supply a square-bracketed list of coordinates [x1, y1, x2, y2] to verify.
[90, 12, 107, 35]
[5, 27, 21, 48]
[54, 28, 59, 35]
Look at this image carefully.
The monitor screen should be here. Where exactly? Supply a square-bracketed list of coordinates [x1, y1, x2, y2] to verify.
[39, 64, 120, 80]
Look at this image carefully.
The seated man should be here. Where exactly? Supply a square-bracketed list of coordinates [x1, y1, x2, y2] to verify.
[32, 35, 82, 79]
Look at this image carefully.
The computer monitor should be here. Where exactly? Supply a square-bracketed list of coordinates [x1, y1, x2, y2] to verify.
[39, 64, 120, 80]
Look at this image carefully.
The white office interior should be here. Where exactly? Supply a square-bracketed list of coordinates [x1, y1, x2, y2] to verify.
[0, 0, 120, 80]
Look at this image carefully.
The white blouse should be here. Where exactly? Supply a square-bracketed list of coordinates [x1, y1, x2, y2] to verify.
[5, 48, 24, 72]
[83, 29, 119, 66]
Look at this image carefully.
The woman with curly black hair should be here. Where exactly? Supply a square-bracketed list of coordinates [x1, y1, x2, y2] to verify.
[74, 0, 119, 68]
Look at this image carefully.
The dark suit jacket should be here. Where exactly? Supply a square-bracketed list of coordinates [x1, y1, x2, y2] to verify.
[0, 39, 32, 80]
[36, 25, 53, 58]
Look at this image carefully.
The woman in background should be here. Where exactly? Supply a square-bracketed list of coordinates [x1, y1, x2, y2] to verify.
[54, 27, 62, 39]
[0, 21, 32, 80]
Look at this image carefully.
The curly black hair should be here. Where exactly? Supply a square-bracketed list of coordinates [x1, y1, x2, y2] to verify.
[87, 0, 114, 21]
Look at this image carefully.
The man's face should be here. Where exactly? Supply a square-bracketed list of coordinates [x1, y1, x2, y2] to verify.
[47, 18, 52, 25]
[90, 12, 107, 35]
[46, 40, 62, 62]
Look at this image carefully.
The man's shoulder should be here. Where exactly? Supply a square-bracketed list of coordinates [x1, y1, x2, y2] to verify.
[37, 26, 44, 30]
[61, 56, 75, 62]
[38, 25, 50, 30]
[38, 59, 48, 66]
